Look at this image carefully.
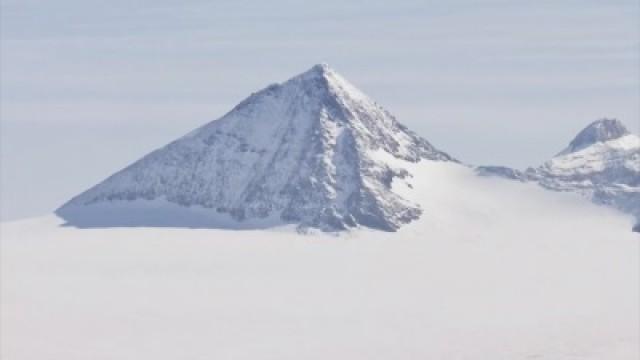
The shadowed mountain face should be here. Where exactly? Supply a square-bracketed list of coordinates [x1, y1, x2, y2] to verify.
[478, 118, 640, 231]
[57, 64, 454, 231]
[560, 118, 630, 155]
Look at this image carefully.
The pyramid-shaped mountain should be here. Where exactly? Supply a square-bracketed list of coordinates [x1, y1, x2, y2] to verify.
[57, 64, 454, 231]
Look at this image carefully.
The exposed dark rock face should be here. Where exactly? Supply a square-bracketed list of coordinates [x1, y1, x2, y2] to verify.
[476, 166, 528, 182]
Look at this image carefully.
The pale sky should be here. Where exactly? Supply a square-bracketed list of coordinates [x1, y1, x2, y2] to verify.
[1, 0, 638, 220]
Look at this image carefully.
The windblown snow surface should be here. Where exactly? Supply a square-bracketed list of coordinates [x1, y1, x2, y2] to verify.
[2, 160, 638, 360]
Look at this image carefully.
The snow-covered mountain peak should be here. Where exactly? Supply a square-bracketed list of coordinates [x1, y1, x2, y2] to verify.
[559, 118, 631, 155]
[297, 63, 342, 82]
[57, 65, 454, 232]
[283, 63, 372, 105]
[302, 62, 333, 77]
[281, 63, 346, 89]
[544, 119, 639, 178]
[477, 118, 639, 231]
[542, 133, 639, 178]
[532, 120, 639, 230]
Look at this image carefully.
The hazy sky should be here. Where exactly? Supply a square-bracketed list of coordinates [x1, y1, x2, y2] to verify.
[1, 0, 638, 220]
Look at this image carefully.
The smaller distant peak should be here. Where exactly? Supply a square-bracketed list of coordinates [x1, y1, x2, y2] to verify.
[572, 118, 630, 144]
[559, 118, 631, 155]
[584, 118, 628, 133]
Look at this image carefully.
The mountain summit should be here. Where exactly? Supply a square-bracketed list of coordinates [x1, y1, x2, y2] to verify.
[57, 64, 454, 231]
[559, 118, 631, 155]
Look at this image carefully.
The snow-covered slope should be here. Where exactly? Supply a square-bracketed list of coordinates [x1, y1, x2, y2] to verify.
[2, 162, 638, 359]
[479, 119, 640, 230]
[56, 64, 453, 232]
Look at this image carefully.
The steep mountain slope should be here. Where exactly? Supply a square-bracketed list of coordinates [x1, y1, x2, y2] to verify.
[56, 64, 453, 231]
[478, 119, 640, 229]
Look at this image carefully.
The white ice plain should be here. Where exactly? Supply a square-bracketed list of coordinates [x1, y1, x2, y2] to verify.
[2, 161, 638, 359]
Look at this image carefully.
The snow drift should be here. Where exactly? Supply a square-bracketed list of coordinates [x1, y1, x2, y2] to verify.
[2, 160, 638, 359]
